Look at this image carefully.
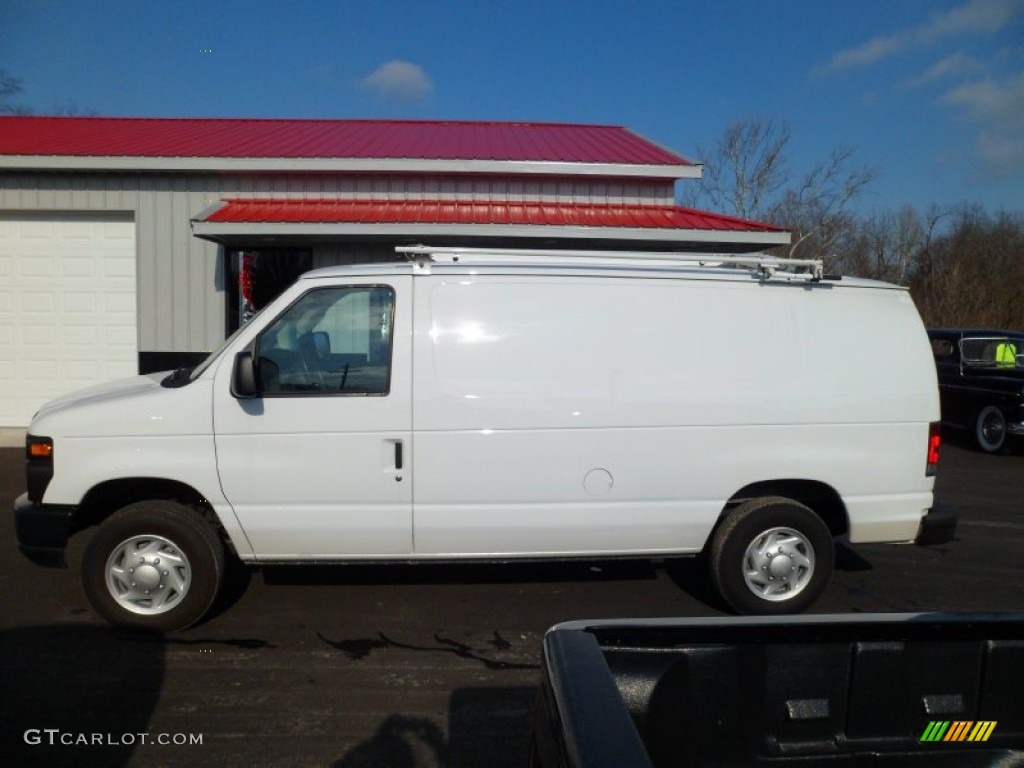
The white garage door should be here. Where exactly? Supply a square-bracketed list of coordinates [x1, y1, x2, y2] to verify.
[0, 213, 138, 427]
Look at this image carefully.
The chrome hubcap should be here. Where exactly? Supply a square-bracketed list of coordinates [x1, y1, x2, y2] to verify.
[105, 535, 190, 615]
[982, 414, 1005, 444]
[743, 527, 814, 602]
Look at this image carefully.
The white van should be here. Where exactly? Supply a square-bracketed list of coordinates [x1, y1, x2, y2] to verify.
[14, 247, 953, 630]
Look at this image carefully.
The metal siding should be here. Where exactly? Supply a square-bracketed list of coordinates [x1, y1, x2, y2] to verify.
[188, 216, 209, 350]
[134, 179, 155, 351]
[174, 174, 675, 205]
[312, 243, 396, 269]
[148, 180, 172, 350]
[171, 180, 187, 351]
[194, 181, 221, 350]
[0, 170, 682, 357]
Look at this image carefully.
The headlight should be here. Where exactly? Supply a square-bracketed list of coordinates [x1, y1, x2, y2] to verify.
[25, 435, 55, 503]
[27, 437, 54, 459]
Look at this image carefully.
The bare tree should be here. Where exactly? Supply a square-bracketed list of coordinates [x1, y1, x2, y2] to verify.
[681, 118, 791, 221]
[49, 100, 99, 117]
[876, 206, 926, 285]
[909, 206, 1024, 329]
[0, 69, 97, 116]
[831, 205, 925, 283]
[681, 117, 879, 263]
[0, 69, 31, 115]
[775, 144, 879, 258]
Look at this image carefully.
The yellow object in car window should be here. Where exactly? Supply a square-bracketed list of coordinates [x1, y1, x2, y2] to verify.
[995, 342, 1017, 368]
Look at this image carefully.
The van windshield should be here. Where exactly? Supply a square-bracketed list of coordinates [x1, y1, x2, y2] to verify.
[185, 321, 254, 383]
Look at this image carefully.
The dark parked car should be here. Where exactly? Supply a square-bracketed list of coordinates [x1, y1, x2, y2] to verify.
[927, 328, 1024, 453]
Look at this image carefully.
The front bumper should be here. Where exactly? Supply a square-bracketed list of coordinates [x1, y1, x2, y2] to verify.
[13, 492, 75, 567]
[915, 503, 957, 546]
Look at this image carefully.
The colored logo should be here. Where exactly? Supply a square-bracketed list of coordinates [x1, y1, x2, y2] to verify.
[921, 721, 997, 743]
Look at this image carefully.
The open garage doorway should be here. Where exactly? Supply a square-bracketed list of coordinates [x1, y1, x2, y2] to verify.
[225, 248, 312, 334]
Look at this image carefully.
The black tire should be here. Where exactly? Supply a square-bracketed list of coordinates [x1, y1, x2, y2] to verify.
[708, 496, 834, 615]
[82, 500, 225, 631]
[975, 405, 1007, 453]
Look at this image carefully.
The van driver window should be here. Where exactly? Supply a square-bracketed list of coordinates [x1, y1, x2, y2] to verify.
[256, 286, 394, 395]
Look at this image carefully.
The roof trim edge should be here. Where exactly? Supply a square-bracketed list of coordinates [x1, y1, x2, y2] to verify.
[190, 220, 790, 245]
[0, 155, 701, 179]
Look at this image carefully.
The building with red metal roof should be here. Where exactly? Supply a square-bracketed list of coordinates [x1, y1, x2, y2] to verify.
[0, 116, 789, 427]
[0, 116, 695, 170]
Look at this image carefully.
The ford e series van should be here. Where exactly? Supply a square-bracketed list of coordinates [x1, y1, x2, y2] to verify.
[14, 247, 954, 630]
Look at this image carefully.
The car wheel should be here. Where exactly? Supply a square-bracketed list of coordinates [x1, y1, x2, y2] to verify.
[975, 405, 1007, 453]
[83, 500, 225, 631]
[708, 496, 834, 615]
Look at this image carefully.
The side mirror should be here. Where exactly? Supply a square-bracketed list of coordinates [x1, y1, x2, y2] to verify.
[232, 349, 259, 398]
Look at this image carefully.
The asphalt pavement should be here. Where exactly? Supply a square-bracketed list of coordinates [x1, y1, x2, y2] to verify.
[1, 439, 1022, 767]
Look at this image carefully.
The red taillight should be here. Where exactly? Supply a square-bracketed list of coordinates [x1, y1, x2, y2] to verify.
[926, 422, 941, 476]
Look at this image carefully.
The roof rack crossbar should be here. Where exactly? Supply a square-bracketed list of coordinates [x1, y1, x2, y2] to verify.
[395, 245, 824, 281]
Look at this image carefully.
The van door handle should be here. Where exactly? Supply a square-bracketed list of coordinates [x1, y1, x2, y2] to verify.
[395, 441, 404, 470]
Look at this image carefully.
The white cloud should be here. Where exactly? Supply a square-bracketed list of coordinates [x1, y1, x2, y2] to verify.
[825, 0, 1023, 71]
[829, 36, 905, 70]
[944, 73, 1024, 122]
[360, 60, 433, 102]
[942, 72, 1024, 175]
[974, 131, 1024, 172]
[925, 0, 1022, 40]
[907, 52, 985, 87]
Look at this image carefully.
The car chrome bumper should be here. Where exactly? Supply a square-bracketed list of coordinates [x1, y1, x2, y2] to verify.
[915, 503, 957, 546]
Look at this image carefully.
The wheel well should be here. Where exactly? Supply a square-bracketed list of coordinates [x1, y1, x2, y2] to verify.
[720, 480, 848, 537]
[75, 478, 231, 551]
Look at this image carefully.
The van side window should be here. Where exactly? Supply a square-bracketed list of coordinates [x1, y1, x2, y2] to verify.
[256, 286, 394, 395]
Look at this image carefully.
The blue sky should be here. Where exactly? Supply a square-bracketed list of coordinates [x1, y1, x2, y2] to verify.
[3, 0, 1022, 214]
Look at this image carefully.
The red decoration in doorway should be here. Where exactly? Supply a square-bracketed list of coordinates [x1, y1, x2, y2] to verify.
[239, 252, 255, 316]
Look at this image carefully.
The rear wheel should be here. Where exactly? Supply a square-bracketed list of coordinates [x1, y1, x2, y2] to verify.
[82, 500, 225, 631]
[975, 405, 1007, 453]
[708, 496, 834, 615]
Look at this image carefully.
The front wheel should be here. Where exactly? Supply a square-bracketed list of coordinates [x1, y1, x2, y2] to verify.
[82, 501, 225, 631]
[975, 405, 1007, 453]
[708, 497, 834, 615]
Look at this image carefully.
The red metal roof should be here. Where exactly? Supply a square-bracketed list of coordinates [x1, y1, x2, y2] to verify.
[203, 198, 784, 233]
[0, 116, 688, 166]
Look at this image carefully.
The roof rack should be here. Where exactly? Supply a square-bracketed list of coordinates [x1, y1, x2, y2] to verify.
[395, 245, 827, 282]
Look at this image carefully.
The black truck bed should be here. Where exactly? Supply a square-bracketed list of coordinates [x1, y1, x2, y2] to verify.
[530, 613, 1024, 767]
